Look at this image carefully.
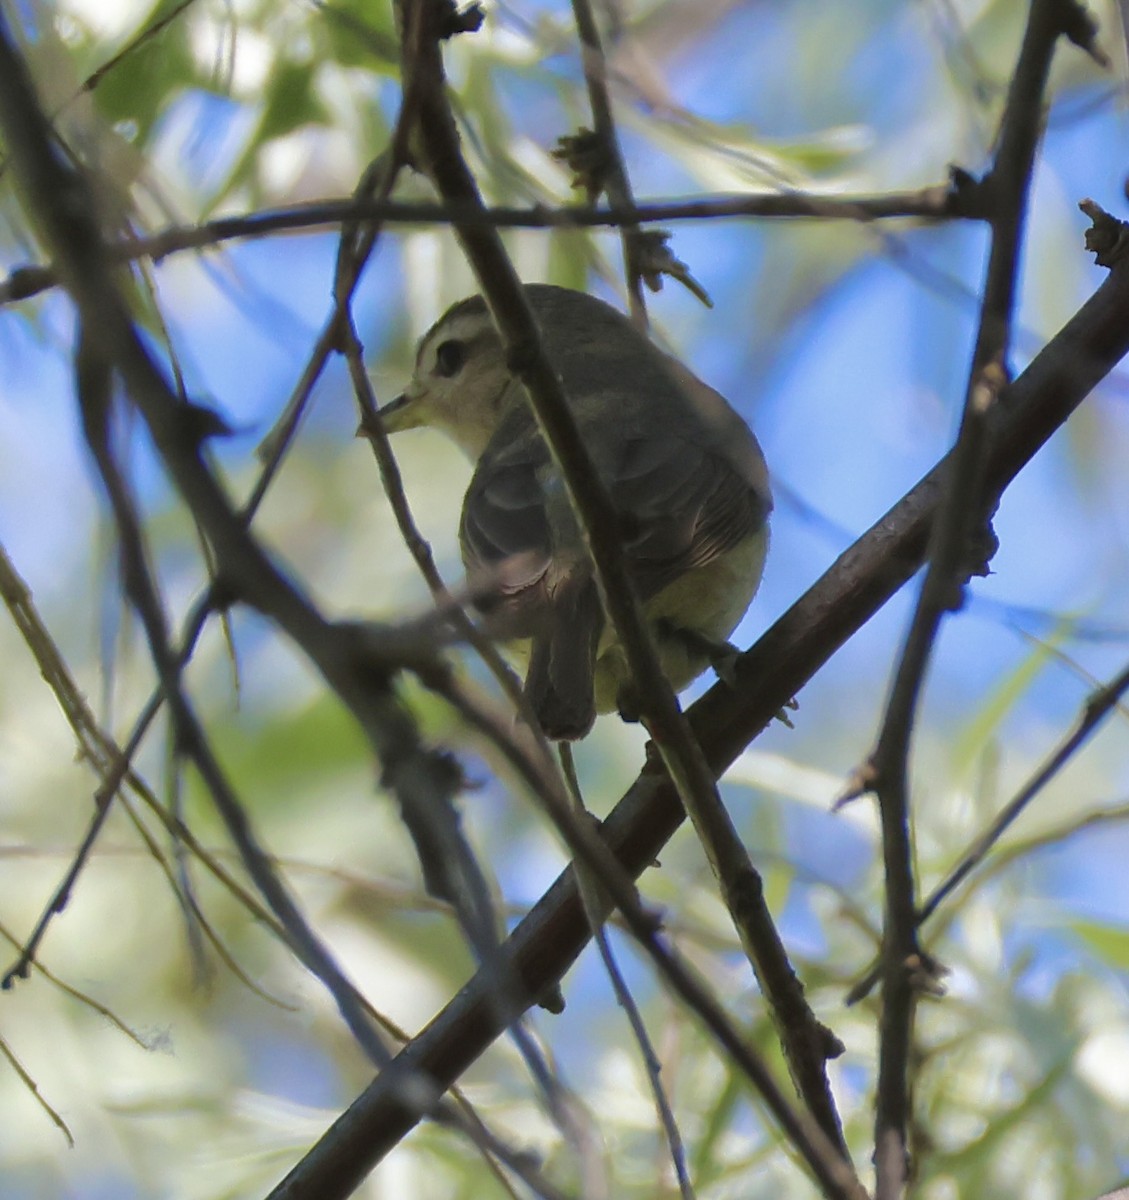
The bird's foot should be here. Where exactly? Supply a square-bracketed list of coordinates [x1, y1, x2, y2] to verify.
[655, 621, 742, 687]
[709, 641, 741, 688]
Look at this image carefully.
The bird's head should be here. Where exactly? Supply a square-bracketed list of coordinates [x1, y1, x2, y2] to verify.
[378, 295, 515, 460]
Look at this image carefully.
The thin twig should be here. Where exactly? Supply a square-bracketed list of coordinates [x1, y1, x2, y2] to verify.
[847, 5, 1083, 1194]
[0, 183, 974, 307]
[0, 533, 298, 1001]
[78, 325, 396, 1068]
[403, 0, 853, 1159]
[0, 918, 149, 1046]
[559, 743, 694, 1200]
[0, 1034, 73, 1146]
[921, 656, 1129, 925]
[929, 797, 1129, 938]
[845, 657, 1129, 1006]
[254, 147, 403, 471]
[570, 0, 648, 322]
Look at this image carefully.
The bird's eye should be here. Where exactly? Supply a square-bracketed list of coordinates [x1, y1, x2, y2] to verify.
[434, 339, 467, 378]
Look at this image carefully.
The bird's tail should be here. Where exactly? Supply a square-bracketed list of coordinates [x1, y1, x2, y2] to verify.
[525, 575, 603, 740]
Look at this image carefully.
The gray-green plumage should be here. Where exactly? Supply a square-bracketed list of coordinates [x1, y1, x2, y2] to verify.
[380, 284, 772, 739]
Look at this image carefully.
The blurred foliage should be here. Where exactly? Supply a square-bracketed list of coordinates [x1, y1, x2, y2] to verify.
[1, 0, 1129, 1199]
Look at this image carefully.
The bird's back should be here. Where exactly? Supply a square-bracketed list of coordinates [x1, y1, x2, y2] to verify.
[461, 286, 771, 616]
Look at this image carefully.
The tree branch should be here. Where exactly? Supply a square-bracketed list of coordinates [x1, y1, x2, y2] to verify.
[569, 0, 649, 320]
[846, 4, 1089, 1192]
[401, 0, 852, 1159]
[0, 183, 975, 308]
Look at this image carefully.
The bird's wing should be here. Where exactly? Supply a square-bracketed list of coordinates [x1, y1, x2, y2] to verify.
[460, 400, 771, 613]
[459, 420, 555, 632]
[612, 431, 770, 599]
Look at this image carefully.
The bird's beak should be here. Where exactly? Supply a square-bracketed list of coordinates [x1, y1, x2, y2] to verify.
[378, 389, 419, 431]
[358, 386, 423, 440]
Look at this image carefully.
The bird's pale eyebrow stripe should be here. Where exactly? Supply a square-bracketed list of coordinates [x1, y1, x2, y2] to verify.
[415, 317, 495, 370]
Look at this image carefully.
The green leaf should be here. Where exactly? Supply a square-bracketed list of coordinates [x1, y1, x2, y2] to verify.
[317, 0, 399, 69]
[90, 4, 198, 143]
[952, 632, 1059, 775]
[1070, 918, 1129, 969]
[257, 58, 328, 144]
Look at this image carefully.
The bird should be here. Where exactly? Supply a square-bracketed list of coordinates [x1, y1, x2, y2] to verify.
[377, 283, 772, 740]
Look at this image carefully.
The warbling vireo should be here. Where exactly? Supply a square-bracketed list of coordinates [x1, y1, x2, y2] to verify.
[378, 284, 772, 740]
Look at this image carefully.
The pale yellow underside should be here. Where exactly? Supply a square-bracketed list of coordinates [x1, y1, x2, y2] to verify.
[501, 527, 769, 715]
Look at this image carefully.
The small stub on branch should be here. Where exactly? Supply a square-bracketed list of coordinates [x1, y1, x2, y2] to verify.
[434, 0, 485, 39]
[905, 950, 948, 998]
[946, 165, 992, 220]
[1060, 0, 1110, 68]
[181, 399, 235, 444]
[632, 229, 713, 307]
[833, 758, 878, 810]
[552, 128, 611, 203]
[1080, 199, 1129, 268]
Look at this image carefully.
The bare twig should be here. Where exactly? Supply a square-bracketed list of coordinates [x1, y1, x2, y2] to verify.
[401, 0, 853, 1163]
[0, 917, 150, 1046]
[0, 183, 974, 308]
[254, 144, 408, 469]
[928, 797, 1129, 936]
[843, 5, 1088, 1193]
[569, 0, 649, 321]
[0, 534, 315, 1000]
[921, 657, 1129, 925]
[845, 658, 1129, 1005]
[73, 0, 201, 97]
[559, 743, 694, 1200]
[0, 1034, 73, 1146]
[75, 325, 396, 1068]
